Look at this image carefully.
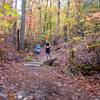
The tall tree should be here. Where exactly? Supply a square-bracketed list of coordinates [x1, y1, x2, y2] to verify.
[74, 0, 80, 26]
[64, 0, 70, 41]
[36, 0, 42, 42]
[74, 0, 84, 36]
[20, 0, 26, 50]
[43, 0, 48, 34]
[12, 0, 17, 49]
[99, 0, 100, 8]
[56, 0, 60, 35]
[38, 0, 42, 34]
[49, 0, 52, 42]
[66, 0, 70, 18]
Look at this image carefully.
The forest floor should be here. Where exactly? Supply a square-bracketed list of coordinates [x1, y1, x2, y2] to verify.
[0, 37, 100, 100]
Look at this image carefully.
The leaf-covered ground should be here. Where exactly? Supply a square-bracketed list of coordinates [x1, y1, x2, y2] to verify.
[0, 36, 100, 100]
[0, 54, 100, 100]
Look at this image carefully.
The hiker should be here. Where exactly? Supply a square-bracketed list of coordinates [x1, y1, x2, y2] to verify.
[45, 41, 51, 60]
[34, 43, 41, 55]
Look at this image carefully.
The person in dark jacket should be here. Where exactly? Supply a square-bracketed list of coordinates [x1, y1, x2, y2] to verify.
[45, 41, 51, 60]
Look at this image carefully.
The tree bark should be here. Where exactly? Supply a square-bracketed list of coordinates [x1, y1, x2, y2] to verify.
[20, 0, 26, 50]
[56, 0, 60, 36]
[64, 0, 70, 41]
[74, 0, 80, 26]
[66, 0, 70, 18]
[43, 0, 48, 34]
[12, 22, 17, 48]
[38, 0, 42, 34]
[17, 29, 20, 51]
[49, 0, 52, 42]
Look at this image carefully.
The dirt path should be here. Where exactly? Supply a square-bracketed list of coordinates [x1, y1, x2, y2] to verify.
[0, 47, 100, 100]
[24, 47, 62, 67]
[0, 61, 99, 100]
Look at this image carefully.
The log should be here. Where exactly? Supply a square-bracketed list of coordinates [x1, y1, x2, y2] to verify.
[24, 58, 57, 67]
[43, 58, 57, 66]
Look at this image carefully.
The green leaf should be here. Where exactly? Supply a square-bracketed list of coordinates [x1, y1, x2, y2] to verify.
[12, 13, 17, 17]
[3, 4, 10, 10]
[12, 9, 18, 17]
[6, 11, 12, 16]
[0, 13, 3, 17]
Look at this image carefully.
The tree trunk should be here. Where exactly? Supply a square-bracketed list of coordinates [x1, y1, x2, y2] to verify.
[38, 0, 42, 35]
[56, 0, 60, 35]
[12, 22, 17, 49]
[74, 0, 84, 36]
[99, 0, 100, 8]
[74, 0, 80, 26]
[17, 29, 20, 51]
[43, 0, 48, 35]
[64, 0, 70, 41]
[11, 0, 17, 49]
[66, 0, 70, 18]
[49, 0, 52, 42]
[20, 0, 26, 50]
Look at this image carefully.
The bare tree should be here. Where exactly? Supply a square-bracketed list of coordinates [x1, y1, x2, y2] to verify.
[20, 0, 26, 50]
[74, 0, 80, 26]
[64, 0, 70, 41]
[56, 0, 60, 35]
[12, 0, 17, 49]
[49, 0, 52, 42]
[66, 0, 70, 18]
[43, 0, 48, 34]
[38, 0, 42, 34]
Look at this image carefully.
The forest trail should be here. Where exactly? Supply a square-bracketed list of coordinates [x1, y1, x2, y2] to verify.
[1, 62, 99, 100]
[2, 48, 98, 100]
[0, 39, 100, 100]
[0, 37, 99, 100]
[0, 46, 100, 100]
[0, 0, 100, 99]
[24, 47, 61, 67]
[0, 65, 100, 100]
